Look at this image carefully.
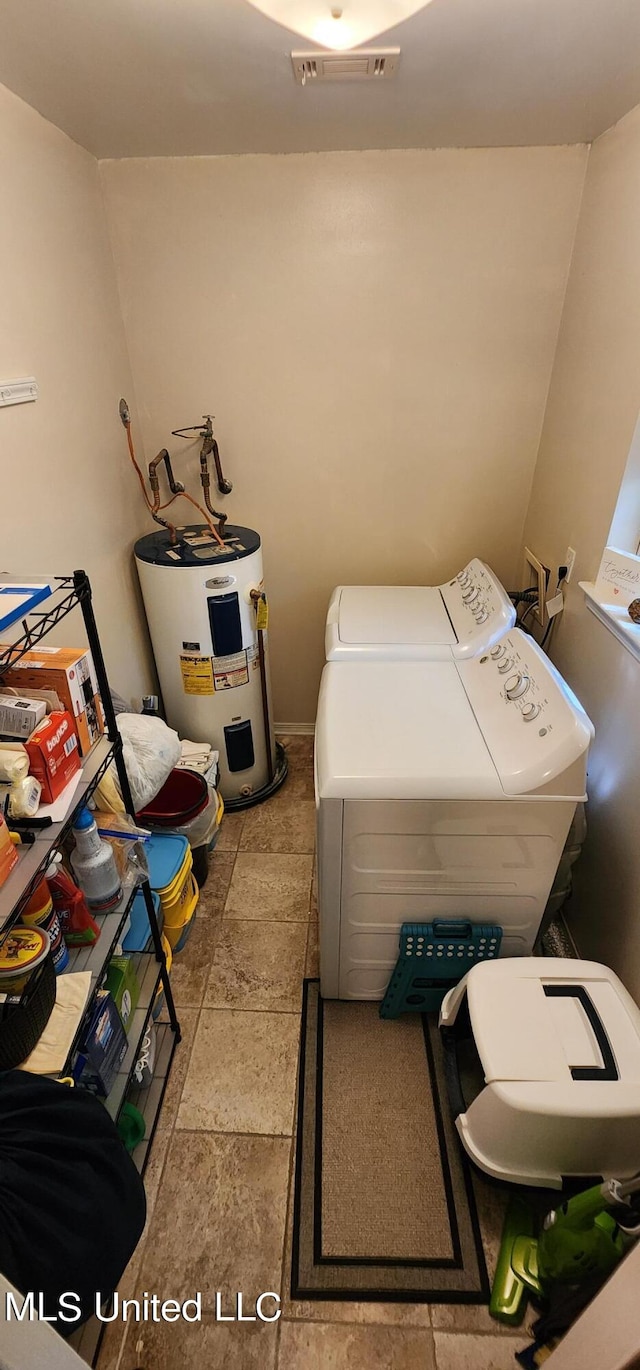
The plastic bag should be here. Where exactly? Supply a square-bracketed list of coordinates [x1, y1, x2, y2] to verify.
[93, 810, 151, 885]
[175, 785, 223, 848]
[93, 812, 151, 841]
[102, 714, 181, 812]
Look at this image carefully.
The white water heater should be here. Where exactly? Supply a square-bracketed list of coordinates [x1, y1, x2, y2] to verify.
[135, 524, 280, 805]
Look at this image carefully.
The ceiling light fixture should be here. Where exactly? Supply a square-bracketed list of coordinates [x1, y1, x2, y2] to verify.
[245, 1, 432, 51]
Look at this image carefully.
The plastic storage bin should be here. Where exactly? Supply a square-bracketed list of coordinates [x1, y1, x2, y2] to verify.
[122, 889, 164, 953]
[140, 783, 223, 889]
[172, 788, 222, 846]
[191, 843, 208, 890]
[182, 792, 223, 888]
[152, 933, 173, 1021]
[145, 833, 193, 929]
[137, 769, 208, 828]
[164, 874, 199, 952]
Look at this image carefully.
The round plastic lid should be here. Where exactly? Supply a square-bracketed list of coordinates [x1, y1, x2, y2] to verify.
[0, 927, 49, 977]
[73, 807, 94, 831]
[146, 832, 190, 891]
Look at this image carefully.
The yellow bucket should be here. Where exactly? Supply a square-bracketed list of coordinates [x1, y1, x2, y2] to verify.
[156, 845, 194, 930]
[152, 932, 173, 1021]
[207, 791, 225, 852]
[161, 932, 172, 975]
[163, 873, 199, 951]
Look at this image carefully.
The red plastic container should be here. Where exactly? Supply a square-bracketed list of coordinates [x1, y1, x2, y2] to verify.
[136, 768, 208, 828]
[46, 858, 101, 947]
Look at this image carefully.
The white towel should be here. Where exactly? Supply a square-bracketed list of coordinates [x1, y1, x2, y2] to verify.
[20, 971, 92, 1076]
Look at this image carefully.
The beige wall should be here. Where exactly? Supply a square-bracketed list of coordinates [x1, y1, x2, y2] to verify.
[522, 104, 640, 994]
[100, 146, 587, 723]
[0, 84, 153, 703]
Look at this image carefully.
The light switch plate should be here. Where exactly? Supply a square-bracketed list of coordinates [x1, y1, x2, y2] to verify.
[0, 377, 38, 407]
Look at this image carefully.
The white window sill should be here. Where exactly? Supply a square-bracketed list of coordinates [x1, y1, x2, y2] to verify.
[580, 581, 640, 662]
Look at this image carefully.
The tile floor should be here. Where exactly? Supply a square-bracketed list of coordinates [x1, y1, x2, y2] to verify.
[97, 737, 529, 1370]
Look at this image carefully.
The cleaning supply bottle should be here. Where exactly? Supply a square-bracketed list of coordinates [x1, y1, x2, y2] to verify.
[46, 855, 101, 946]
[20, 875, 69, 972]
[70, 808, 122, 911]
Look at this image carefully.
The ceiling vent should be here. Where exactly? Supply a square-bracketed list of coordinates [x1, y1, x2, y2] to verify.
[291, 48, 400, 85]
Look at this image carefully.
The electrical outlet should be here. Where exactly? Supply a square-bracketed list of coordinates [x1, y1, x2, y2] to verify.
[523, 547, 550, 625]
[564, 547, 576, 583]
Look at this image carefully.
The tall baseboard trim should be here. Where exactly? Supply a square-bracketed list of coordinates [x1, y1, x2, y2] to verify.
[275, 723, 315, 736]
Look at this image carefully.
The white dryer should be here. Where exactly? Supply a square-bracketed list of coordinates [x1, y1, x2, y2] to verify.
[315, 627, 594, 1001]
[325, 558, 515, 662]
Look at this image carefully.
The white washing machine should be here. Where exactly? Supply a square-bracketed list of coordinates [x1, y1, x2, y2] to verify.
[315, 627, 594, 1001]
[325, 558, 515, 662]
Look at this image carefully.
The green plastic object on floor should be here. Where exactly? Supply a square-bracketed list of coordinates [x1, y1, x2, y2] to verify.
[491, 1176, 640, 1325]
[117, 1102, 146, 1154]
[490, 1197, 537, 1324]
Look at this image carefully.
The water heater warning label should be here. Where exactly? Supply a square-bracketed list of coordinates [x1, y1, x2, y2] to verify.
[213, 650, 249, 691]
[180, 654, 215, 695]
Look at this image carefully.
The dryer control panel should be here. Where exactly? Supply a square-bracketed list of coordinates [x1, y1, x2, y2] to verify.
[441, 559, 515, 658]
[458, 628, 594, 796]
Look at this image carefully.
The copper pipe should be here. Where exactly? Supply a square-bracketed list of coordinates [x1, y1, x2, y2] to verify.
[148, 448, 184, 496]
[198, 418, 232, 495]
[148, 451, 179, 543]
[210, 436, 233, 495]
[250, 590, 275, 784]
[199, 451, 228, 535]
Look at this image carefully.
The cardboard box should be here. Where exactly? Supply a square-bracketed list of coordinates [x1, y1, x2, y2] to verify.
[105, 955, 140, 1033]
[0, 693, 46, 740]
[26, 710, 81, 803]
[0, 647, 104, 757]
[0, 582, 52, 634]
[76, 990, 128, 1096]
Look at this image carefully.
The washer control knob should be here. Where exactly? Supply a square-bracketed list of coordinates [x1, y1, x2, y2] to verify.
[490, 645, 505, 659]
[521, 701, 540, 721]
[475, 610, 488, 623]
[505, 673, 529, 699]
[497, 657, 514, 674]
[462, 588, 479, 603]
